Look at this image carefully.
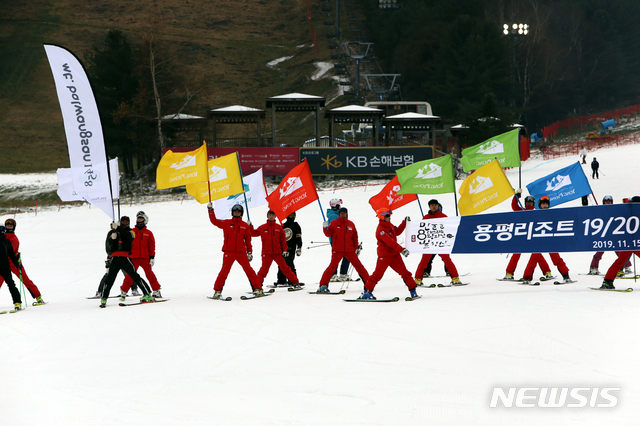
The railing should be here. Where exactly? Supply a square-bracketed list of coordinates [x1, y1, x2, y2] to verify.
[541, 133, 640, 160]
[541, 105, 640, 141]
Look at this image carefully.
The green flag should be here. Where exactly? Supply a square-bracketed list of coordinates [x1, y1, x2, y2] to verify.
[459, 128, 521, 172]
[396, 154, 455, 194]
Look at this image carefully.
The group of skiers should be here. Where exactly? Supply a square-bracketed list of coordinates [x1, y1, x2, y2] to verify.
[3, 190, 638, 308]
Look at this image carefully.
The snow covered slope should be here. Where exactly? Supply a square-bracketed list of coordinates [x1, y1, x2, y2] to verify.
[1, 143, 638, 425]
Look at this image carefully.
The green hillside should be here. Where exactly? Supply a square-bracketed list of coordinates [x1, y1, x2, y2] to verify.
[0, 0, 339, 173]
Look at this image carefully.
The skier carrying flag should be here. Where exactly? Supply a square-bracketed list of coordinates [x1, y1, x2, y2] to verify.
[250, 210, 303, 290]
[520, 196, 573, 284]
[0, 218, 46, 305]
[208, 203, 263, 299]
[317, 207, 369, 293]
[360, 208, 418, 300]
[414, 199, 462, 285]
[502, 191, 552, 280]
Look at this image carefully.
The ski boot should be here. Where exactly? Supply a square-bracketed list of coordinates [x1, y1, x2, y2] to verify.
[152, 290, 162, 299]
[616, 269, 625, 277]
[212, 291, 222, 300]
[118, 290, 128, 302]
[503, 273, 514, 280]
[624, 267, 633, 275]
[562, 274, 573, 283]
[359, 289, 376, 300]
[339, 274, 349, 281]
[543, 271, 553, 281]
[317, 285, 330, 294]
[13, 303, 22, 311]
[599, 279, 615, 290]
[253, 288, 265, 297]
[451, 276, 461, 284]
[329, 274, 339, 282]
[415, 278, 423, 285]
[99, 299, 107, 308]
[139, 294, 153, 303]
[33, 296, 46, 306]
[588, 268, 600, 275]
[291, 282, 304, 290]
[408, 288, 419, 300]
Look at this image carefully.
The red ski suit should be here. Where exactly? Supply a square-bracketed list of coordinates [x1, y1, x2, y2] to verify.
[364, 219, 415, 292]
[209, 209, 260, 291]
[319, 217, 369, 285]
[604, 251, 640, 281]
[505, 196, 551, 275]
[0, 232, 41, 298]
[415, 210, 459, 279]
[121, 225, 160, 292]
[250, 221, 298, 285]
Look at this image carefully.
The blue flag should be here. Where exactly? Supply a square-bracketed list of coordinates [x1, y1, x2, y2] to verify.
[526, 162, 592, 208]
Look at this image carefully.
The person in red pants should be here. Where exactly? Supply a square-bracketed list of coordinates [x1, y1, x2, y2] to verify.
[502, 192, 549, 280]
[0, 218, 45, 305]
[361, 208, 418, 300]
[414, 199, 461, 285]
[318, 207, 369, 293]
[250, 210, 303, 289]
[120, 211, 162, 299]
[521, 196, 572, 284]
[600, 196, 640, 289]
[208, 203, 263, 299]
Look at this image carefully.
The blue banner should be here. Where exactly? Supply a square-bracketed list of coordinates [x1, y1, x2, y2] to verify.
[405, 204, 640, 254]
[526, 162, 592, 208]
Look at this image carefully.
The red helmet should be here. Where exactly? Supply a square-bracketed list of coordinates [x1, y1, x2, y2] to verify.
[376, 208, 392, 220]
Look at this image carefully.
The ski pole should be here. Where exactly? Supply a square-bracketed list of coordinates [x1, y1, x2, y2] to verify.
[306, 242, 331, 249]
[309, 241, 330, 244]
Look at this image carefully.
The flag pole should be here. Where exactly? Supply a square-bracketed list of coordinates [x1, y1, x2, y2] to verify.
[236, 152, 251, 223]
[204, 141, 213, 205]
[416, 196, 424, 217]
[451, 156, 459, 216]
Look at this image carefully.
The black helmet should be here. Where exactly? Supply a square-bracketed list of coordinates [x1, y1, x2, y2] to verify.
[538, 195, 550, 208]
[231, 204, 244, 216]
[338, 207, 348, 215]
[631, 196, 640, 203]
[602, 195, 613, 204]
[0, 226, 5, 234]
[524, 195, 535, 204]
[4, 218, 16, 232]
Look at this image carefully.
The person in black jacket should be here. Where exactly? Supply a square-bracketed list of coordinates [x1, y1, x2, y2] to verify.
[98, 216, 152, 308]
[0, 226, 23, 311]
[591, 157, 600, 179]
[276, 212, 303, 285]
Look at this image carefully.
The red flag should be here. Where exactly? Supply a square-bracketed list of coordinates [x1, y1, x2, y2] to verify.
[267, 159, 319, 221]
[368, 176, 417, 213]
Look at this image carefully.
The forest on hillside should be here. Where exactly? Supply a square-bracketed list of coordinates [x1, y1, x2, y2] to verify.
[360, 0, 640, 137]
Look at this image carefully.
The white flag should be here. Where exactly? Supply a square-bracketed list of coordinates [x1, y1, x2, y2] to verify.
[214, 169, 267, 219]
[57, 158, 120, 202]
[44, 44, 114, 220]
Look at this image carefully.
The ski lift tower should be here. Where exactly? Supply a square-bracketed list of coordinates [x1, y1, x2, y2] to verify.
[341, 42, 372, 104]
[362, 74, 401, 101]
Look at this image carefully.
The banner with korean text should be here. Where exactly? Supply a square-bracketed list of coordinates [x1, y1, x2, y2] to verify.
[405, 204, 640, 254]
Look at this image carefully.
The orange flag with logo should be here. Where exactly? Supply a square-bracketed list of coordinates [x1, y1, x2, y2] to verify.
[266, 159, 318, 221]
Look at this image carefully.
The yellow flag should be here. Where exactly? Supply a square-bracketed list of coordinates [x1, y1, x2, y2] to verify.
[156, 143, 209, 190]
[186, 152, 244, 203]
[458, 159, 514, 215]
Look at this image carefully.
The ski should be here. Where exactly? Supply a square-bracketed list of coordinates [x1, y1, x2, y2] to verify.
[554, 280, 577, 285]
[86, 295, 122, 299]
[287, 285, 306, 292]
[589, 287, 633, 292]
[578, 273, 604, 276]
[268, 283, 294, 289]
[343, 297, 400, 302]
[437, 282, 469, 287]
[207, 295, 232, 301]
[32, 301, 48, 306]
[619, 275, 640, 280]
[417, 283, 437, 288]
[539, 275, 557, 281]
[423, 272, 470, 279]
[519, 281, 540, 286]
[240, 293, 273, 300]
[118, 299, 169, 307]
[308, 290, 346, 295]
[2, 307, 25, 314]
[496, 278, 518, 282]
[405, 295, 422, 301]
[245, 288, 276, 295]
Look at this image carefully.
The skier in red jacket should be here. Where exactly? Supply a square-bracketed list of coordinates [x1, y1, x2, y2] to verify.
[414, 200, 461, 285]
[0, 218, 45, 305]
[250, 210, 303, 289]
[502, 191, 552, 280]
[208, 203, 263, 299]
[361, 208, 418, 300]
[317, 207, 369, 293]
[120, 211, 162, 298]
